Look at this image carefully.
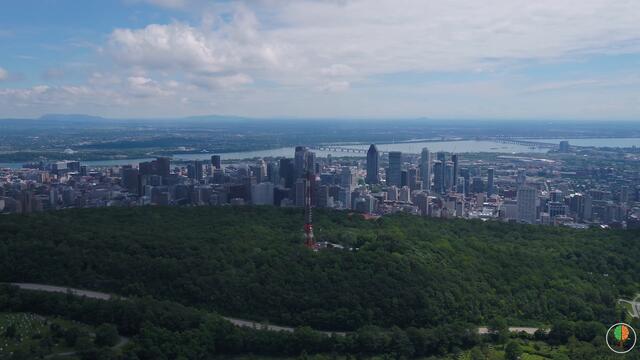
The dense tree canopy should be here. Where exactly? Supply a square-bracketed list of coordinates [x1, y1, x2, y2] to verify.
[0, 206, 638, 332]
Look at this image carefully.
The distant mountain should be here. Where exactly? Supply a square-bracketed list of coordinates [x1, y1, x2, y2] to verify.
[39, 114, 110, 122]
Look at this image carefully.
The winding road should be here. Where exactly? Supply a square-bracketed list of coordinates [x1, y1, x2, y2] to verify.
[7, 283, 541, 336]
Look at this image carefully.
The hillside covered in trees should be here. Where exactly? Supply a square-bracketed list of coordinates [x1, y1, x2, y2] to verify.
[0, 206, 638, 332]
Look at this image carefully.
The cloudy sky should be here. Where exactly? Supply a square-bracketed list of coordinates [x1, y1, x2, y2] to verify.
[1, 0, 639, 119]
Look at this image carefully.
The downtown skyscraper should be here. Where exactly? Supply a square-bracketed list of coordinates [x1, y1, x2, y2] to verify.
[366, 144, 380, 184]
[387, 151, 402, 187]
[420, 148, 431, 191]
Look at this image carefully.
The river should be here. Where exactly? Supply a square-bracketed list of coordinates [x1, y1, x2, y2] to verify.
[1, 137, 639, 169]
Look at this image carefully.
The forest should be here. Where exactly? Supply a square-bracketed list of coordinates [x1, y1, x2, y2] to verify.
[0, 206, 639, 357]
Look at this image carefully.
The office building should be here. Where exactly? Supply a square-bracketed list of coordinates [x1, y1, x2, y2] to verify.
[451, 154, 459, 189]
[487, 168, 495, 196]
[251, 182, 275, 205]
[279, 158, 295, 188]
[294, 146, 308, 179]
[295, 178, 308, 207]
[517, 186, 537, 224]
[121, 167, 139, 194]
[420, 147, 431, 191]
[433, 161, 444, 194]
[211, 155, 221, 169]
[516, 169, 526, 187]
[366, 144, 380, 184]
[387, 151, 402, 187]
[408, 167, 419, 190]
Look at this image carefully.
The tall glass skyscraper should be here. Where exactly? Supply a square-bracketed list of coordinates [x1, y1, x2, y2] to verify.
[487, 167, 495, 196]
[387, 151, 402, 187]
[366, 144, 380, 184]
[420, 147, 431, 190]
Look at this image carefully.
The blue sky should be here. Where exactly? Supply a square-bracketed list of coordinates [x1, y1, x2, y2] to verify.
[1, 0, 640, 120]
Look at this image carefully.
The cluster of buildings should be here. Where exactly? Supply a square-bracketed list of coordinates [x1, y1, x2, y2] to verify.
[1, 142, 640, 229]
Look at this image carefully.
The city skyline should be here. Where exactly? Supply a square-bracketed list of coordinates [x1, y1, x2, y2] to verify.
[2, 139, 636, 229]
[1, 1, 640, 120]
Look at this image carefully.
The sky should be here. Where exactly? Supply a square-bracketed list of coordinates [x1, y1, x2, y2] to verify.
[1, 0, 640, 120]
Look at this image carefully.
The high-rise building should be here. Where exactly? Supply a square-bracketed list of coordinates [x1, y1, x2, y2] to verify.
[122, 167, 139, 194]
[251, 182, 274, 205]
[294, 146, 308, 179]
[139, 157, 170, 178]
[445, 162, 454, 191]
[548, 202, 567, 218]
[267, 162, 279, 184]
[460, 168, 470, 196]
[316, 185, 330, 208]
[155, 157, 171, 178]
[211, 155, 221, 169]
[387, 186, 398, 201]
[387, 151, 402, 187]
[366, 144, 380, 184]
[306, 151, 317, 175]
[487, 168, 495, 196]
[559, 141, 570, 153]
[295, 178, 308, 207]
[420, 148, 431, 191]
[433, 161, 444, 194]
[188, 160, 203, 181]
[550, 189, 563, 202]
[408, 167, 419, 190]
[517, 186, 537, 224]
[436, 152, 446, 192]
[279, 158, 295, 188]
[516, 169, 526, 187]
[341, 166, 355, 188]
[451, 154, 459, 189]
[456, 177, 465, 194]
[399, 186, 411, 203]
[471, 177, 484, 194]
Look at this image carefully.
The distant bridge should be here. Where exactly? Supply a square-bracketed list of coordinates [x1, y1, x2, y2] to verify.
[308, 145, 374, 154]
[489, 138, 559, 149]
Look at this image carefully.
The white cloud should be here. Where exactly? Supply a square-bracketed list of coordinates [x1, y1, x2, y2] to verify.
[321, 64, 355, 77]
[109, 23, 224, 73]
[321, 81, 350, 93]
[108, 1, 640, 87]
[4, 0, 640, 118]
[0, 67, 7, 81]
[191, 73, 253, 90]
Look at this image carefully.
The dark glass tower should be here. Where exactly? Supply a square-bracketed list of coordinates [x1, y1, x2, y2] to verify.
[387, 151, 402, 187]
[366, 144, 380, 184]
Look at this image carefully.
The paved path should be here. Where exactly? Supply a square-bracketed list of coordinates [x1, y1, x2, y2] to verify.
[8, 283, 343, 335]
[10, 282, 113, 300]
[478, 326, 542, 335]
[8, 283, 541, 336]
[619, 297, 640, 319]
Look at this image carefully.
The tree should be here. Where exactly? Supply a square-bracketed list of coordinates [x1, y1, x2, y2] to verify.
[390, 326, 414, 359]
[488, 317, 509, 344]
[64, 326, 82, 347]
[95, 323, 119, 347]
[504, 341, 522, 360]
[548, 321, 573, 345]
[3, 323, 16, 338]
[470, 347, 485, 360]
